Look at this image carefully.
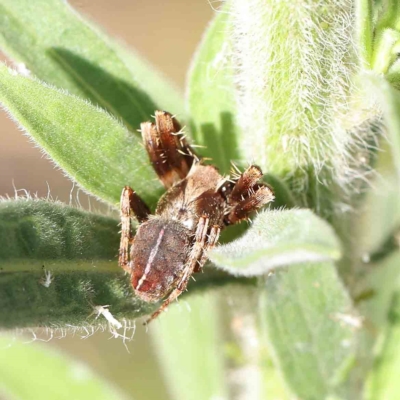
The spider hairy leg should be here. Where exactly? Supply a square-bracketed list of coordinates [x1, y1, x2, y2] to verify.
[155, 110, 197, 172]
[141, 111, 198, 189]
[119, 186, 150, 272]
[225, 165, 274, 225]
[226, 185, 274, 224]
[230, 165, 263, 202]
[195, 225, 221, 272]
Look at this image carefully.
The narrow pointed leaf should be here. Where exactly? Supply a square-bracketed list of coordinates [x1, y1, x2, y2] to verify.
[260, 262, 357, 399]
[0, 0, 184, 131]
[210, 209, 342, 276]
[352, 139, 400, 258]
[0, 334, 128, 400]
[366, 74, 400, 181]
[0, 65, 163, 206]
[0, 198, 148, 328]
[356, 251, 400, 329]
[151, 293, 228, 400]
[187, 9, 240, 173]
[366, 286, 400, 400]
[0, 199, 243, 329]
[354, 252, 400, 388]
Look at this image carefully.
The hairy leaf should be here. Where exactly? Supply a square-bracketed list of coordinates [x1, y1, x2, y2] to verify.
[210, 209, 342, 276]
[0, 199, 246, 329]
[0, 65, 163, 206]
[0, 198, 148, 328]
[151, 293, 228, 400]
[366, 74, 400, 182]
[0, 199, 119, 262]
[356, 251, 400, 330]
[0, 0, 184, 131]
[352, 139, 400, 258]
[0, 334, 128, 400]
[187, 8, 240, 173]
[348, 252, 400, 397]
[366, 286, 400, 400]
[260, 262, 357, 399]
[219, 0, 358, 184]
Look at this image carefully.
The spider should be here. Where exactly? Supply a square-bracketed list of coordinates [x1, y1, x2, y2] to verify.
[118, 111, 274, 324]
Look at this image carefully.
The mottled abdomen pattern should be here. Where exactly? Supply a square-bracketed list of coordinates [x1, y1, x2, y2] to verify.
[130, 218, 191, 302]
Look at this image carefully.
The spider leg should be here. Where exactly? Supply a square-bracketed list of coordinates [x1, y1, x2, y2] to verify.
[224, 165, 274, 225]
[229, 165, 263, 202]
[144, 216, 209, 324]
[225, 185, 274, 225]
[119, 186, 151, 273]
[141, 111, 199, 189]
[194, 224, 220, 272]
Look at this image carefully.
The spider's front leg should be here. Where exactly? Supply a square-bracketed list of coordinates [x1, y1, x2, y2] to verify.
[225, 165, 274, 225]
[119, 186, 151, 273]
[141, 110, 199, 189]
[144, 216, 214, 324]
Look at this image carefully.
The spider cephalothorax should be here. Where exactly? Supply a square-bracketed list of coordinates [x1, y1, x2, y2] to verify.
[119, 111, 274, 323]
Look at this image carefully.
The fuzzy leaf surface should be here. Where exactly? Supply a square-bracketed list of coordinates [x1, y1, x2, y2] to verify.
[0, 199, 245, 329]
[187, 8, 240, 173]
[354, 252, 400, 389]
[366, 73, 400, 181]
[352, 139, 400, 258]
[366, 286, 400, 400]
[0, 334, 128, 400]
[229, 0, 357, 178]
[209, 209, 342, 276]
[0, 0, 184, 131]
[151, 293, 228, 400]
[0, 65, 163, 206]
[260, 262, 357, 399]
[0, 199, 148, 328]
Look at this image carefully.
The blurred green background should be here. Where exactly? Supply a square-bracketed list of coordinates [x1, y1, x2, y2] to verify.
[0, 1, 213, 399]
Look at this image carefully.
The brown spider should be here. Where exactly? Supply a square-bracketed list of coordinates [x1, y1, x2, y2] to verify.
[119, 111, 274, 323]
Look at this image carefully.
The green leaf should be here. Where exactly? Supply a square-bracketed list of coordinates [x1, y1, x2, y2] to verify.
[0, 199, 119, 262]
[0, 198, 149, 328]
[366, 285, 400, 400]
[209, 209, 342, 276]
[259, 262, 357, 400]
[0, 0, 184, 132]
[187, 8, 240, 173]
[150, 292, 228, 400]
[366, 74, 400, 182]
[352, 252, 400, 389]
[204, 1, 357, 185]
[0, 64, 163, 206]
[0, 334, 128, 400]
[372, 0, 400, 74]
[361, 251, 400, 325]
[371, 28, 400, 74]
[0, 199, 244, 329]
[352, 139, 400, 258]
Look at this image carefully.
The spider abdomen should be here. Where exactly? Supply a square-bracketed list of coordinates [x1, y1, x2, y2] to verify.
[130, 218, 191, 302]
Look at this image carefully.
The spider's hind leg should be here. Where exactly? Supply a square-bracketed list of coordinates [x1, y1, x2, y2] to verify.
[195, 224, 220, 272]
[119, 186, 151, 273]
[141, 111, 199, 189]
